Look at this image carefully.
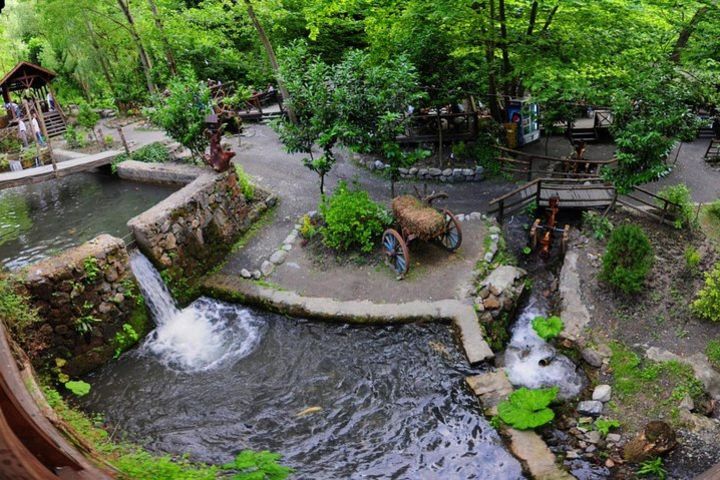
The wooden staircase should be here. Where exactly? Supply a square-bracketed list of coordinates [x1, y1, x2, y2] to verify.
[699, 126, 715, 139]
[705, 139, 720, 163]
[569, 127, 597, 143]
[43, 110, 67, 138]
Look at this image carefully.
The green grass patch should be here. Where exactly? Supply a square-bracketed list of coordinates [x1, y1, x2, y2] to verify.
[0, 275, 42, 334]
[706, 339, 720, 370]
[609, 342, 705, 426]
[700, 204, 720, 252]
[41, 384, 291, 479]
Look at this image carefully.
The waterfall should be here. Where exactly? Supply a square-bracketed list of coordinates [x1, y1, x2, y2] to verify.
[503, 298, 584, 399]
[128, 251, 265, 372]
[129, 252, 179, 325]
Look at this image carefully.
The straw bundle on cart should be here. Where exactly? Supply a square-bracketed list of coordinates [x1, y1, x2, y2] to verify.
[391, 196, 445, 241]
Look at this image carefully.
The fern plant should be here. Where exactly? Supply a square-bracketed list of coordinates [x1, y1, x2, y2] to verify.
[497, 387, 559, 430]
[531, 315, 564, 340]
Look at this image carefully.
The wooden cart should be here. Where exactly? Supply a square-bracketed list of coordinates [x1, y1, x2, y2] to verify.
[382, 192, 462, 277]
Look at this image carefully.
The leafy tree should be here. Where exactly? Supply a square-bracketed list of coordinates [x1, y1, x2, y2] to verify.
[273, 41, 338, 195]
[332, 49, 427, 195]
[605, 63, 702, 191]
[147, 75, 211, 160]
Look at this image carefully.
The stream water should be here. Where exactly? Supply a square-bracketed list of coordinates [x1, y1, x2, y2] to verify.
[81, 252, 525, 479]
[0, 172, 175, 269]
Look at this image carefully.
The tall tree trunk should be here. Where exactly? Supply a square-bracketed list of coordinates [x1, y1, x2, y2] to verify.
[527, 1, 538, 36]
[147, 0, 177, 75]
[84, 19, 115, 88]
[241, 0, 297, 124]
[498, 0, 512, 96]
[670, 4, 713, 63]
[541, 5, 559, 32]
[116, 0, 156, 95]
[485, 0, 502, 121]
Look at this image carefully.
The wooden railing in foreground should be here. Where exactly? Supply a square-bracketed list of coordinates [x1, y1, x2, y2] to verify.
[613, 186, 682, 226]
[0, 320, 114, 479]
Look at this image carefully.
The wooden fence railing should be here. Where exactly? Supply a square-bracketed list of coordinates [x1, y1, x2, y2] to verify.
[495, 146, 617, 181]
[488, 177, 616, 223]
[614, 186, 683, 226]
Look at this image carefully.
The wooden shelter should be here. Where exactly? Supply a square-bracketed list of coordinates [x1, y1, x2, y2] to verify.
[0, 62, 67, 137]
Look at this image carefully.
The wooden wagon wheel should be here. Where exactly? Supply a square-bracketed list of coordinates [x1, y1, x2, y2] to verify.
[530, 219, 541, 249]
[438, 209, 463, 252]
[561, 224, 570, 253]
[382, 229, 410, 277]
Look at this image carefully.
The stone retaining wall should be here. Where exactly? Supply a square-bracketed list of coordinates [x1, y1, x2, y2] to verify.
[127, 168, 276, 291]
[353, 155, 485, 183]
[19, 234, 147, 376]
[116, 159, 206, 186]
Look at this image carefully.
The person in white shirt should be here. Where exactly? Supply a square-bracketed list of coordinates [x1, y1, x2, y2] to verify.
[17, 118, 28, 147]
[46, 92, 55, 111]
[31, 114, 46, 146]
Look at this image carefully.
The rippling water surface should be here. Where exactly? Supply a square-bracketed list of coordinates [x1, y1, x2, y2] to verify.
[0, 172, 175, 269]
[82, 306, 525, 479]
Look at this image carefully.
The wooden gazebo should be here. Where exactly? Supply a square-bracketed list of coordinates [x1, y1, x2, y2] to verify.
[0, 62, 67, 137]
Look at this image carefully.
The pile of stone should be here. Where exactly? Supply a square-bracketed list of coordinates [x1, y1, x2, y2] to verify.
[354, 154, 485, 183]
[474, 265, 527, 319]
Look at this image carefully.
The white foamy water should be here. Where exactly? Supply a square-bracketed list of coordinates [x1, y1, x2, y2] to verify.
[129, 252, 264, 372]
[504, 300, 584, 399]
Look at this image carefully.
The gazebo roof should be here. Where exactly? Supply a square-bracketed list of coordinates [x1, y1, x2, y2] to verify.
[0, 62, 57, 93]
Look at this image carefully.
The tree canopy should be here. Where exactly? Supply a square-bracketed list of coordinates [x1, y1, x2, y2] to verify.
[2, 0, 718, 188]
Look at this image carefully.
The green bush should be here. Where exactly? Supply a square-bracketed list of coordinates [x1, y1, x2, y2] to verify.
[531, 315, 564, 340]
[684, 246, 701, 273]
[657, 184, 696, 229]
[77, 103, 101, 131]
[707, 199, 720, 221]
[319, 181, 391, 253]
[111, 142, 171, 173]
[234, 164, 255, 201]
[705, 339, 720, 370]
[131, 143, 171, 163]
[582, 211, 614, 240]
[147, 75, 211, 160]
[600, 225, 654, 294]
[496, 387, 558, 430]
[64, 124, 87, 149]
[692, 263, 720, 322]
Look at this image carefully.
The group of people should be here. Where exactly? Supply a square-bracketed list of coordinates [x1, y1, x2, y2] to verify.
[4, 93, 52, 148]
[16, 114, 47, 148]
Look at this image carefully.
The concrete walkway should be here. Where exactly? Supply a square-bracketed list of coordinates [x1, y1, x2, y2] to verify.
[203, 273, 494, 365]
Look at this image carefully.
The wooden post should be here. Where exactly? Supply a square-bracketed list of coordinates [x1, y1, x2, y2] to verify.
[498, 200, 504, 225]
[117, 127, 130, 155]
[33, 98, 56, 174]
[527, 156, 533, 181]
[437, 110, 443, 168]
[535, 180, 542, 207]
